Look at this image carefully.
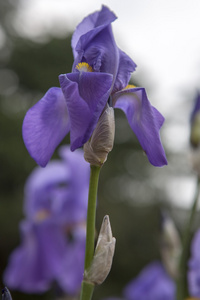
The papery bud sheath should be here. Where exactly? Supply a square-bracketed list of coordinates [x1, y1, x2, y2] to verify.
[84, 106, 115, 166]
[84, 215, 116, 285]
[161, 212, 181, 279]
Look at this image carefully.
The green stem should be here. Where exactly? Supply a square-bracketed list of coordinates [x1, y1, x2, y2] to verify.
[80, 165, 101, 300]
[80, 281, 94, 300]
[176, 176, 200, 300]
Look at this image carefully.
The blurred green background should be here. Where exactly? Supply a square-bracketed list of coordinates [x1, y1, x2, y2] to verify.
[0, 1, 198, 300]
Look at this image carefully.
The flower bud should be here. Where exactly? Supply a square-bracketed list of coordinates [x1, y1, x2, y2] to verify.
[189, 94, 200, 175]
[84, 106, 115, 166]
[2, 287, 12, 300]
[84, 215, 116, 285]
[160, 211, 181, 279]
[190, 112, 200, 148]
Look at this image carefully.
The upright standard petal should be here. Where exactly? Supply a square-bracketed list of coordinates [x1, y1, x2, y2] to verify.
[71, 6, 117, 59]
[22, 88, 70, 167]
[72, 6, 119, 86]
[123, 262, 175, 300]
[113, 87, 167, 167]
[73, 24, 119, 83]
[59, 72, 113, 151]
[112, 49, 137, 93]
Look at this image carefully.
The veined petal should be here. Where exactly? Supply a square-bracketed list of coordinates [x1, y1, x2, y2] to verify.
[71, 6, 117, 59]
[59, 72, 113, 151]
[22, 87, 70, 167]
[112, 49, 137, 93]
[113, 87, 167, 167]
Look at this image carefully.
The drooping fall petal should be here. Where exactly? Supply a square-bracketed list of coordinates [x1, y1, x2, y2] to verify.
[59, 71, 113, 151]
[22, 87, 70, 167]
[113, 87, 167, 167]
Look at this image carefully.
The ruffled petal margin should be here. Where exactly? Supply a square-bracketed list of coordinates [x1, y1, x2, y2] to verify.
[71, 5, 117, 59]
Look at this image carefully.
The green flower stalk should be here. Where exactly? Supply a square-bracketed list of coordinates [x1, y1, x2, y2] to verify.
[80, 165, 101, 300]
[80, 104, 115, 300]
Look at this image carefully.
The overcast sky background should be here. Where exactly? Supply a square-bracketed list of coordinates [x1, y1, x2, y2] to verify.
[14, 0, 200, 106]
[11, 0, 200, 208]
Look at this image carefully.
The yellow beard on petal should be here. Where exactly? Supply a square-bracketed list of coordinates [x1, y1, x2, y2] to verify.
[75, 62, 93, 72]
[34, 209, 50, 222]
[123, 84, 137, 90]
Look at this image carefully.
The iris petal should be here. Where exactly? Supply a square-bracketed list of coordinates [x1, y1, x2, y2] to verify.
[74, 25, 119, 77]
[59, 71, 113, 151]
[3, 220, 68, 293]
[24, 160, 69, 219]
[123, 262, 175, 300]
[22, 87, 70, 167]
[72, 6, 119, 86]
[113, 87, 167, 167]
[57, 228, 86, 294]
[112, 49, 137, 93]
[71, 6, 117, 59]
[188, 230, 200, 297]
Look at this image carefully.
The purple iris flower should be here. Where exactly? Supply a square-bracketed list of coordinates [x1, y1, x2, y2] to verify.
[188, 229, 200, 298]
[3, 146, 89, 295]
[22, 6, 167, 168]
[123, 261, 175, 300]
[24, 146, 89, 225]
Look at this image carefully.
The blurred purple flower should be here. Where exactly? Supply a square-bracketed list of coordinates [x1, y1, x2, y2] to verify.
[24, 146, 89, 225]
[123, 261, 175, 300]
[190, 92, 200, 148]
[3, 146, 89, 295]
[188, 229, 200, 298]
[190, 92, 200, 125]
[22, 6, 167, 168]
